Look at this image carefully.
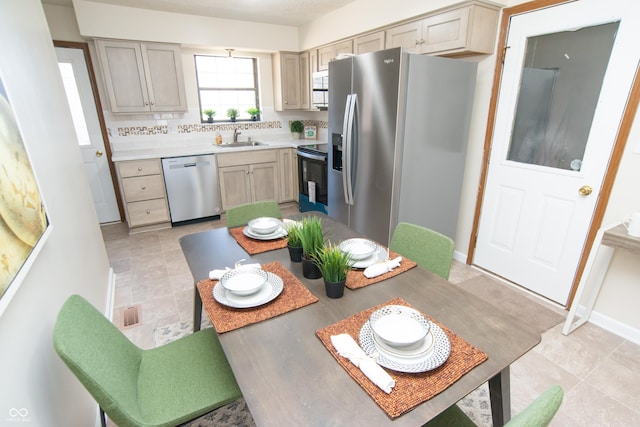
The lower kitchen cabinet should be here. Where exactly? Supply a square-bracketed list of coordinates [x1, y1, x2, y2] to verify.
[278, 148, 298, 203]
[217, 150, 280, 210]
[116, 159, 171, 232]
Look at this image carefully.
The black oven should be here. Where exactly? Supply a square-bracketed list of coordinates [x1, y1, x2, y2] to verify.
[297, 143, 328, 213]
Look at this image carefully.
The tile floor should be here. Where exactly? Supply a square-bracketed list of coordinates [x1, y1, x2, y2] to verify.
[101, 209, 640, 426]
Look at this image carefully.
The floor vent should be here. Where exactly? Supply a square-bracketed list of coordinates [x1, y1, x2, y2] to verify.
[122, 305, 141, 329]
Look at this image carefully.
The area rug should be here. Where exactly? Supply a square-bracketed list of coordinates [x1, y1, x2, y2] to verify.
[453, 275, 566, 335]
[153, 320, 492, 427]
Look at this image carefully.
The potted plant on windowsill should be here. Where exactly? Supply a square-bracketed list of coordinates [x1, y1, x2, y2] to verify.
[298, 216, 324, 279]
[227, 108, 239, 122]
[290, 120, 304, 139]
[313, 243, 352, 298]
[285, 222, 303, 262]
[247, 107, 261, 121]
[204, 109, 215, 123]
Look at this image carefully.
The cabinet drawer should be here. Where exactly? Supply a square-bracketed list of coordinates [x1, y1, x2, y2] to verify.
[121, 175, 166, 202]
[126, 198, 169, 227]
[118, 159, 162, 177]
[216, 150, 278, 168]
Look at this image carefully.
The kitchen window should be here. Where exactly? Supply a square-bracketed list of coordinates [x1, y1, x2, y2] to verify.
[195, 55, 260, 122]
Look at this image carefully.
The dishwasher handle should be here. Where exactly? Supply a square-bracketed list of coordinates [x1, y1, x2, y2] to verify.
[183, 162, 197, 168]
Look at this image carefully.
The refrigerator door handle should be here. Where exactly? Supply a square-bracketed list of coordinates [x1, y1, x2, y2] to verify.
[342, 94, 353, 205]
[343, 94, 357, 206]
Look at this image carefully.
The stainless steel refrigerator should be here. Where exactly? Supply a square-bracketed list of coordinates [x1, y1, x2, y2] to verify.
[327, 47, 477, 245]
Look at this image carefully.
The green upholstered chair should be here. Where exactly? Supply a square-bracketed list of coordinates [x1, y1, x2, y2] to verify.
[389, 222, 455, 280]
[53, 295, 241, 427]
[425, 384, 564, 427]
[226, 200, 282, 228]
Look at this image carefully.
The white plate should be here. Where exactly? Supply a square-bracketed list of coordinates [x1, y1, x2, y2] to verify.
[351, 246, 387, 269]
[369, 305, 430, 347]
[339, 238, 378, 260]
[359, 320, 451, 373]
[373, 330, 435, 360]
[213, 272, 284, 308]
[243, 226, 287, 240]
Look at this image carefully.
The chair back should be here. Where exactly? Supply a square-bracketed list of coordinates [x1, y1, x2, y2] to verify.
[226, 200, 282, 228]
[505, 384, 564, 427]
[53, 295, 145, 424]
[390, 222, 454, 280]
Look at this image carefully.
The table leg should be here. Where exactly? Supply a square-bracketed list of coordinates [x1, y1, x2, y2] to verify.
[489, 366, 510, 427]
[193, 283, 202, 332]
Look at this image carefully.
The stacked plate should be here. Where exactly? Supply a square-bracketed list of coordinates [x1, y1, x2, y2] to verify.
[359, 305, 451, 373]
[213, 268, 284, 308]
[243, 217, 287, 240]
[338, 238, 383, 268]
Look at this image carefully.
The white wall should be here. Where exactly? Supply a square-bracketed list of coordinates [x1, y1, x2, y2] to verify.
[0, 0, 112, 425]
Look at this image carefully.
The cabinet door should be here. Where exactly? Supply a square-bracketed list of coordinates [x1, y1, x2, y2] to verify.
[299, 52, 310, 110]
[281, 53, 302, 110]
[96, 39, 150, 113]
[318, 40, 353, 71]
[278, 148, 297, 202]
[141, 43, 187, 112]
[421, 6, 470, 54]
[385, 21, 422, 53]
[219, 165, 251, 210]
[250, 162, 279, 202]
[355, 31, 385, 54]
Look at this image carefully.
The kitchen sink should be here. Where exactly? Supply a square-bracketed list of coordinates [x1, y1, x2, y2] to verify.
[217, 141, 266, 148]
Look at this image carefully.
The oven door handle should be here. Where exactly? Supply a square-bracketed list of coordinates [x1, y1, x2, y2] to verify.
[296, 150, 327, 162]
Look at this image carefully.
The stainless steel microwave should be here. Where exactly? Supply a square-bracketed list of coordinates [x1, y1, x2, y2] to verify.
[312, 71, 328, 110]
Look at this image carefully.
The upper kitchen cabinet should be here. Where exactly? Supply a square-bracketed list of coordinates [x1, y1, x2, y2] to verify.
[273, 51, 310, 111]
[385, 1, 500, 57]
[95, 39, 187, 113]
[318, 40, 353, 71]
[354, 31, 386, 55]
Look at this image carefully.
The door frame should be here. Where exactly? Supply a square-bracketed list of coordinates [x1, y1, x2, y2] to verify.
[467, 0, 640, 308]
[53, 40, 124, 222]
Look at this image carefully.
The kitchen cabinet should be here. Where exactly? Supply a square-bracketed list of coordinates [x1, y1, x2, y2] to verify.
[95, 39, 187, 113]
[217, 150, 280, 210]
[116, 159, 171, 232]
[318, 40, 353, 71]
[354, 31, 386, 54]
[272, 52, 309, 111]
[385, 1, 499, 56]
[278, 148, 298, 203]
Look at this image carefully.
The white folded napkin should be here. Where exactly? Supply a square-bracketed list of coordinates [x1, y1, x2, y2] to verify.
[330, 334, 395, 394]
[208, 263, 262, 280]
[363, 256, 402, 279]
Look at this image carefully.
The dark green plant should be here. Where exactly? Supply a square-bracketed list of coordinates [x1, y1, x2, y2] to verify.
[313, 242, 352, 282]
[227, 108, 239, 120]
[286, 223, 302, 248]
[298, 216, 324, 259]
[203, 109, 215, 118]
[290, 120, 304, 133]
[247, 107, 261, 117]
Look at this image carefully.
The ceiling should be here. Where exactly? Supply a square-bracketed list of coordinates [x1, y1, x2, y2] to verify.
[42, 0, 358, 26]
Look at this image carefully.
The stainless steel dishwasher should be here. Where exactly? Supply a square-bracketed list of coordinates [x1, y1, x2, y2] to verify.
[161, 154, 222, 224]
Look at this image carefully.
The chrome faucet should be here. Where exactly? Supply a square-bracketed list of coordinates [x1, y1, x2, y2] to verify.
[233, 128, 241, 143]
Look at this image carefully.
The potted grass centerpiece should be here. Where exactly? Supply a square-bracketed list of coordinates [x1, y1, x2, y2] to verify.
[286, 222, 303, 262]
[298, 216, 324, 279]
[313, 243, 352, 298]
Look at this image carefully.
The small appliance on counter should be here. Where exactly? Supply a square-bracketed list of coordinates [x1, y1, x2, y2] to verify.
[297, 143, 328, 214]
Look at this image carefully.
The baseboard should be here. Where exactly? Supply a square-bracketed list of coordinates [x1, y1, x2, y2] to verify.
[453, 250, 467, 263]
[585, 308, 640, 346]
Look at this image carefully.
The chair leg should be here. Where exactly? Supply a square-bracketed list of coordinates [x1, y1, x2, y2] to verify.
[100, 407, 106, 427]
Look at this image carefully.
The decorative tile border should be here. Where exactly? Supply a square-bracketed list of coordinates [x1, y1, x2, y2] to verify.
[114, 119, 327, 137]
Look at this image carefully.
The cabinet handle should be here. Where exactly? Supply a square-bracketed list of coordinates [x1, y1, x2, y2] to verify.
[420, 39, 426, 45]
[138, 167, 143, 172]
[141, 185, 146, 190]
[144, 102, 149, 106]
[146, 209, 151, 214]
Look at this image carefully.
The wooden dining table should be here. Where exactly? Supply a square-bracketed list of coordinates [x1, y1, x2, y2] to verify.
[179, 213, 540, 427]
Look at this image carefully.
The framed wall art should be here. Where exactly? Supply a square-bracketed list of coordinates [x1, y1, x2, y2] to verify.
[0, 76, 51, 317]
[304, 125, 318, 140]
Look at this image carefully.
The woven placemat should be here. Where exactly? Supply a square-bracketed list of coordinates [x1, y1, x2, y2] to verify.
[229, 227, 288, 255]
[315, 297, 488, 419]
[345, 250, 417, 290]
[198, 261, 318, 333]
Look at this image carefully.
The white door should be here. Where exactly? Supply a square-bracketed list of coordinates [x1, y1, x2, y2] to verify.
[55, 46, 120, 223]
[474, 0, 640, 305]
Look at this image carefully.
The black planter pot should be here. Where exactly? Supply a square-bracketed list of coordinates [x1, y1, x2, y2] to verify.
[301, 256, 322, 279]
[287, 245, 303, 262]
[207, 117, 213, 123]
[324, 279, 346, 299]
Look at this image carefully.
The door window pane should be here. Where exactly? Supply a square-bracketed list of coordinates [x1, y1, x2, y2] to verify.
[507, 22, 619, 171]
[58, 63, 91, 146]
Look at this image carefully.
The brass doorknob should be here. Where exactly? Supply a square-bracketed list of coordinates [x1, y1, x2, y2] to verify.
[96, 150, 103, 157]
[578, 185, 592, 196]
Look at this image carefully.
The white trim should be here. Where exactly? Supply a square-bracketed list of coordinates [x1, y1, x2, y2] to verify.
[104, 268, 116, 321]
[588, 309, 640, 346]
